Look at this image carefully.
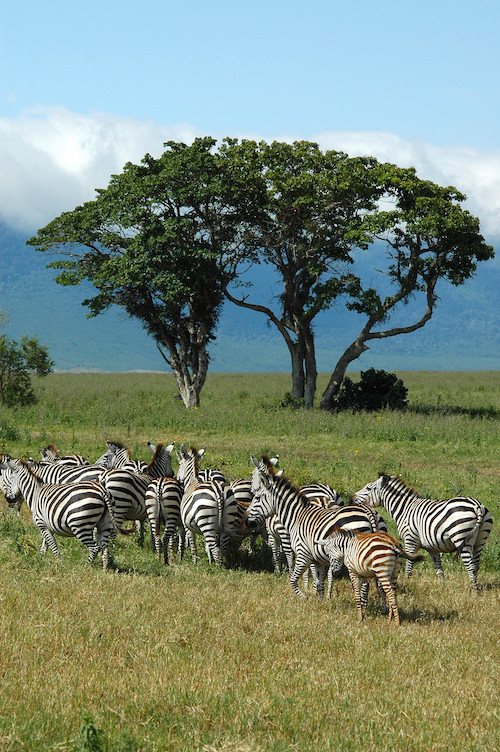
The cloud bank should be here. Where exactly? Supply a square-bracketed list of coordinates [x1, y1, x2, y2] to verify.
[1, 106, 500, 245]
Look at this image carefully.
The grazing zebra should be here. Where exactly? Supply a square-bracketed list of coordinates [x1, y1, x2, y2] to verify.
[247, 456, 387, 599]
[352, 473, 493, 589]
[316, 529, 425, 625]
[0, 459, 127, 569]
[40, 445, 89, 466]
[145, 477, 184, 564]
[176, 445, 241, 564]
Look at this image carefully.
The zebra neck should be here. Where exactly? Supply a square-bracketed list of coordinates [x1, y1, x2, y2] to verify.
[383, 479, 419, 517]
[270, 478, 301, 528]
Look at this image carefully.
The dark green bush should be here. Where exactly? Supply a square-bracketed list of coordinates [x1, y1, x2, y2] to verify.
[334, 368, 408, 411]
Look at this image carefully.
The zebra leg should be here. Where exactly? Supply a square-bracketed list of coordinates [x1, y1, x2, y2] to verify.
[186, 530, 198, 563]
[403, 537, 422, 576]
[458, 546, 479, 590]
[290, 556, 313, 599]
[38, 527, 61, 560]
[379, 576, 400, 626]
[431, 553, 445, 578]
[313, 564, 328, 600]
[348, 572, 364, 622]
[204, 533, 220, 565]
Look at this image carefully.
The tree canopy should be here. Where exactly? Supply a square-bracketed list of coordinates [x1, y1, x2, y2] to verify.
[28, 138, 494, 409]
[0, 314, 54, 406]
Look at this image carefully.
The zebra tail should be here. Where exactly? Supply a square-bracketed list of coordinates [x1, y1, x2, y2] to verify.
[154, 486, 162, 538]
[399, 550, 425, 563]
[454, 504, 485, 557]
[103, 487, 134, 537]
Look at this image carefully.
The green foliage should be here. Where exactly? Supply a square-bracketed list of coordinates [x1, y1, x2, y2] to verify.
[74, 714, 108, 752]
[0, 333, 54, 406]
[333, 368, 409, 411]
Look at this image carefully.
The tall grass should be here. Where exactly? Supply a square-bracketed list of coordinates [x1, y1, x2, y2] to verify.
[0, 371, 498, 751]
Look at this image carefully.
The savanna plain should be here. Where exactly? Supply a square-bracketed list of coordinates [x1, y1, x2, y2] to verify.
[0, 371, 498, 752]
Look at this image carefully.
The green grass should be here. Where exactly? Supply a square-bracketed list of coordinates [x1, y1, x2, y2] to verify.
[0, 371, 499, 751]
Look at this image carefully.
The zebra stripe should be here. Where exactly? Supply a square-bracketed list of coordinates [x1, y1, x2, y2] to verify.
[40, 444, 90, 466]
[299, 483, 343, 507]
[0, 459, 126, 568]
[145, 477, 183, 564]
[352, 473, 493, 589]
[176, 446, 241, 564]
[247, 456, 387, 599]
[316, 528, 425, 625]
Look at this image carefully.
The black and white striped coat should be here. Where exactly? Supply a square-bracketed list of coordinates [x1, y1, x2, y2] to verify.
[176, 446, 241, 564]
[352, 473, 493, 589]
[145, 477, 184, 563]
[0, 459, 125, 568]
[247, 456, 387, 599]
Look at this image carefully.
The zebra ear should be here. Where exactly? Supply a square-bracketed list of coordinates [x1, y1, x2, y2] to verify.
[166, 443, 174, 453]
[251, 456, 259, 468]
[275, 470, 283, 477]
[197, 449, 205, 459]
[270, 456, 279, 466]
[380, 474, 391, 485]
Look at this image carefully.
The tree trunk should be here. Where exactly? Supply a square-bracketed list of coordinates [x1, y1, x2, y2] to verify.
[303, 326, 317, 409]
[289, 340, 305, 401]
[319, 338, 369, 410]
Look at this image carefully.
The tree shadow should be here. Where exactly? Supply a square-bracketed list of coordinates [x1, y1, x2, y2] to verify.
[408, 404, 499, 419]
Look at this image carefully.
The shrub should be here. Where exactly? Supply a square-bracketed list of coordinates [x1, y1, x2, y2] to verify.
[334, 368, 408, 411]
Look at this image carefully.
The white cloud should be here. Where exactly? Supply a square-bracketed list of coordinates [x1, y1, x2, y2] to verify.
[0, 106, 198, 232]
[1, 108, 499, 248]
[314, 130, 500, 241]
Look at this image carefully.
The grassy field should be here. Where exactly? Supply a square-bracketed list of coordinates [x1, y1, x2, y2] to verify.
[0, 371, 498, 752]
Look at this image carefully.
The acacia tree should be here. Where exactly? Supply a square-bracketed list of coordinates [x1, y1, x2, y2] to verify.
[318, 165, 494, 409]
[220, 142, 493, 409]
[28, 138, 262, 408]
[221, 139, 382, 409]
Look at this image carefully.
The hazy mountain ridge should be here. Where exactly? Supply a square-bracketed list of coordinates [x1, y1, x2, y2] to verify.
[1, 222, 498, 373]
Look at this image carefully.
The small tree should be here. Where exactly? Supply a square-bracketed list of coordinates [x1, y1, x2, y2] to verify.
[0, 329, 54, 406]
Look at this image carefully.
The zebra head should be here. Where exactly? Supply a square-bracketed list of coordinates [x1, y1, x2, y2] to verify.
[176, 445, 205, 485]
[315, 528, 353, 575]
[352, 473, 391, 507]
[0, 459, 23, 509]
[246, 456, 279, 528]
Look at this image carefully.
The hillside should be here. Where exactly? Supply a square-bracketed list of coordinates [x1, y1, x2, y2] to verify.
[0, 221, 499, 372]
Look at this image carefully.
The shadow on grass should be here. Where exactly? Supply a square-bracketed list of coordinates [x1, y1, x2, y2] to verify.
[408, 404, 499, 419]
[400, 606, 460, 624]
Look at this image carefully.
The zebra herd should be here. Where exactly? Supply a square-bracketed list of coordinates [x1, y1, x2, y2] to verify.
[0, 442, 493, 625]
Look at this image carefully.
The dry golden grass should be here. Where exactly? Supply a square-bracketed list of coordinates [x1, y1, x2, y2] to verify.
[0, 371, 498, 751]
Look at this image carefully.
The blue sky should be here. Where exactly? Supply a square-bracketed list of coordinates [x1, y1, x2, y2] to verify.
[1, 0, 500, 242]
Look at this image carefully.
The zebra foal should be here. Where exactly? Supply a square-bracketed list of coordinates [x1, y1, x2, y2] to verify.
[316, 529, 424, 625]
[353, 473, 493, 589]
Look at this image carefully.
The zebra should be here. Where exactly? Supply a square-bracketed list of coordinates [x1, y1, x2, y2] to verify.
[315, 528, 425, 625]
[144, 477, 184, 564]
[39, 445, 89, 466]
[0, 459, 127, 569]
[352, 473, 493, 589]
[247, 456, 387, 599]
[299, 483, 343, 507]
[176, 445, 241, 564]
[104, 441, 174, 477]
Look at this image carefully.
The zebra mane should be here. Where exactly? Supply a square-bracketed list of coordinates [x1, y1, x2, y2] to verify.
[380, 473, 424, 502]
[261, 456, 310, 507]
[42, 443, 60, 456]
[147, 442, 164, 470]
